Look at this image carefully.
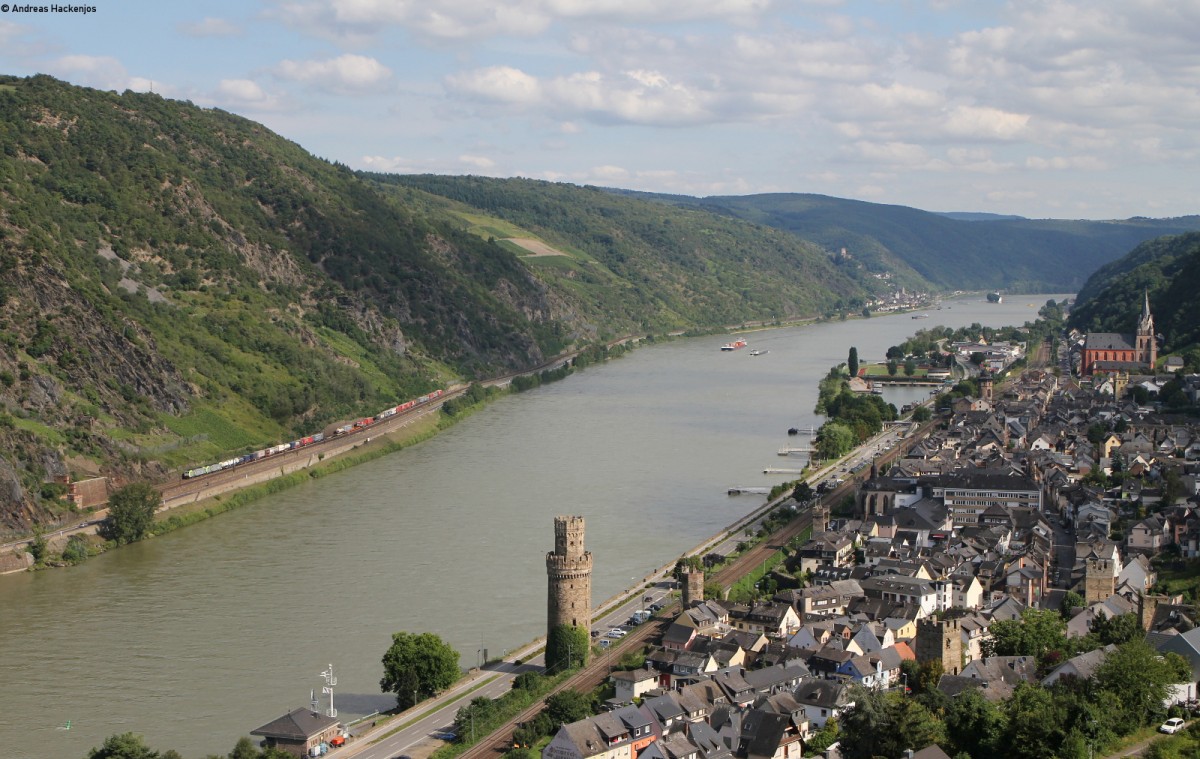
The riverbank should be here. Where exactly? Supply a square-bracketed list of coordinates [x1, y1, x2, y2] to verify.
[2, 338, 643, 576]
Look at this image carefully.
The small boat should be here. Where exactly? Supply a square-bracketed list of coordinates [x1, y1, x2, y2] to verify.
[720, 339, 748, 351]
[749, 349, 769, 356]
[787, 428, 799, 436]
[911, 313, 929, 319]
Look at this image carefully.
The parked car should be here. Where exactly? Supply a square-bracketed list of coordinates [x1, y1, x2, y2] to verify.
[607, 628, 627, 638]
[1160, 718, 1186, 734]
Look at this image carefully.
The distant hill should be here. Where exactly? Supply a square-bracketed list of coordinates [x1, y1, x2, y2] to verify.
[1068, 231, 1200, 360]
[937, 212, 1027, 222]
[608, 190, 1200, 293]
[369, 175, 876, 328]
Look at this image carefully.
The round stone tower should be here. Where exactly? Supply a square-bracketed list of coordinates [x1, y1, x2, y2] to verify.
[546, 515, 593, 637]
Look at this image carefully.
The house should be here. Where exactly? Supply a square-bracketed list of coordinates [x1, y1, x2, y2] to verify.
[543, 706, 656, 759]
[730, 603, 801, 639]
[1041, 645, 1117, 687]
[250, 708, 343, 759]
[792, 679, 854, 728]
[1128, 514, 1171, 555]
[612, 668, 660, 703]
[858, 575, 939, 618]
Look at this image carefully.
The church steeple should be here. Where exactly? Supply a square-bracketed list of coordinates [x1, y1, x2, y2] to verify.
[1136, 289, 1156, 368]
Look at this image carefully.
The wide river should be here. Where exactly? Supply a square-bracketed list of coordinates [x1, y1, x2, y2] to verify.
[0, 296, 1058, 758]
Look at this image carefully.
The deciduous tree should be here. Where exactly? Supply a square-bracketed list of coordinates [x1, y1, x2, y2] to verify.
[98, 482, 159, 544]
[380, 631, 461, 709]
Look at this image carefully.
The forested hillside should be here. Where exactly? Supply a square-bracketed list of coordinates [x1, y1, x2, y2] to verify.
[368, 175, 874, 327]
[614, 191, 1200, 293]
[1068, 232, 1200, 361]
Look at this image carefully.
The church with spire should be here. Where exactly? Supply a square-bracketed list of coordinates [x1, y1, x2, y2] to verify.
[1080, 290, 1158, 375]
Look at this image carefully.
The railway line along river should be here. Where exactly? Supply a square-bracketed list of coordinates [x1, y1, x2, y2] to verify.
[0, 295, 1061, 759]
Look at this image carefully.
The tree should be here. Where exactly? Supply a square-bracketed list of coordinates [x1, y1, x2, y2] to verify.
[98, 482, 160, 544]
[1089, 612, 1143, 645]
[837, 686, 944, 759]
[887, 359, 899, 376]
[792, 481, 814, 504]
[904, 358, 917, 376]
[546, 624, 589, 673]
[1094, 640, 1183, 727]
[1060, 591, 1085, 621]
[912, 406, 931, 423]
[815, 422, 856, 460]
[848, 346, 859, 377]
[545, 689, 595, 728]
[380, 631, 461, 709]
[1000, 682, 1066, 758]
[944, 688, 1006, 758]
[28, 527, 48, 564]
[886, 345, 905, 360]
[86, 733, 161, 759]
[982, 609, 1067, 662]
[805, 718, 840, 753]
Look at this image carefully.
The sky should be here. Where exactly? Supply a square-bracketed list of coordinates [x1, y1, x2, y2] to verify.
[2, 0, 1198, 220]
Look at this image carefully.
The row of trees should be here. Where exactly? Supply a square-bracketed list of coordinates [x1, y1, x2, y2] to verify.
[84, 733, 292, 759]
[827, 633, 1189, 759]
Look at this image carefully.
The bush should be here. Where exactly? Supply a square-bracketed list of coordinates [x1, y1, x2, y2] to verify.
[61, 534, 90, 564]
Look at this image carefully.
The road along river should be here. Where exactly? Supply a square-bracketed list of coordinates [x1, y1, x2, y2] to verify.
[0, 295, 1059, 758]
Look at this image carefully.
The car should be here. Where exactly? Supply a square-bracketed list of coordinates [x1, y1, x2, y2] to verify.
[591, 629, 601, 637]
[1160, 718, 1186, 734]
[433, 731, 458, 742]
[607, 628, 627, 638]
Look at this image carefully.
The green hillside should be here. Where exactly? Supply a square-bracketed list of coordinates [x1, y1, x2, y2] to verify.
[1068, 232, 1200, 360]
[367, 175, 877, 327]
[613, 191, 1200, 293]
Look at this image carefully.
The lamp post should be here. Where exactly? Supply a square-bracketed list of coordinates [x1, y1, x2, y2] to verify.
[901, 673, 909, 696]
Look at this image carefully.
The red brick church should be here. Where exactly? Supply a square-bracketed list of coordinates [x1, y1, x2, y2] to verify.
[1081, 290, 1157, 375]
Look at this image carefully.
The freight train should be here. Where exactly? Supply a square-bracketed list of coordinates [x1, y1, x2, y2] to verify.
[181, 389, 446, 479]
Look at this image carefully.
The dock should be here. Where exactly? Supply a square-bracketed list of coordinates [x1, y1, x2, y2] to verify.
[728, 487, 771, 496]
[763, 468, 805, 475]
[778, 446, 813, 455]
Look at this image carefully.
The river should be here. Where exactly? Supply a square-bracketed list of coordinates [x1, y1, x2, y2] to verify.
[0, 295, 1059, 758]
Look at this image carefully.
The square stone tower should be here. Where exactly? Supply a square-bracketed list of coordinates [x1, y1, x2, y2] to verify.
[916, 617, 962, 676]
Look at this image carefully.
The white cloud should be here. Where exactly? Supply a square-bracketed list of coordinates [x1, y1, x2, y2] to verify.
[275, 54, 393, 93]
[179, 17, 242, 37]
[446, 66, 542, 104]
[48, 55, 148, 93]
[941, 105, 1029, 141]
[458, 154, 497, 169]
[213, 79, 290, 111]
[447, 65, 716, 126]
[1025, 155, 1106, 171]
[268, 0, 772, 42]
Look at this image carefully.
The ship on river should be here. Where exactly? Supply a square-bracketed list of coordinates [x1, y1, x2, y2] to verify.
[721, 339, 748, 351]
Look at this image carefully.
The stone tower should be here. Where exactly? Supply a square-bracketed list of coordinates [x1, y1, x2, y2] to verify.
[1136, 289, 1157, 367]
[546, 516, 593, 637]
[915, 617, 962, 675]
[1139, 592, 1167, 632]
[979, 371, 994, 404]
[682, 569, 705, 607]
[1084, 558, 1116, 604]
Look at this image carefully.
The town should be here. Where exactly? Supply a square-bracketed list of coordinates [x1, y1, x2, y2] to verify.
[522, 302, 1200, 759]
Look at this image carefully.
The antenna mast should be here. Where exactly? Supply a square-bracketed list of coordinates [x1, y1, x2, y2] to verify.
[320, 664, 338, 718]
